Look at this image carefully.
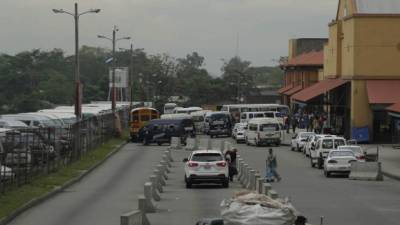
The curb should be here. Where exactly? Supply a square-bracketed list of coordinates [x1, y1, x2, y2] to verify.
[0, 141, 127, 225]
[382, 170, 400, 181]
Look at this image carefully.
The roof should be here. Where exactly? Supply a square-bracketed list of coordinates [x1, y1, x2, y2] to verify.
[131, 107, 158, 113]
[278, 84, 294, 94]
[285, 51, 324, 67]
[355, 0, 400, 14]
[387, 102, 400, 113]
[291, 79, 349, 102]
[192, 150, 223, 154]
[284, 85, 303, 96]
[366, 80, 400, 104]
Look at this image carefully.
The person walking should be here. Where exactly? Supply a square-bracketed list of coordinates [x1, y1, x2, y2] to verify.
[265, 148, 281, 182]
[292, 116, 298, 133]
[285, 115, 291, 134]
[225, 149, 238, 181]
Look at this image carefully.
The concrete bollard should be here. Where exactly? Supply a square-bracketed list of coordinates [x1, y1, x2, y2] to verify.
[185, 138, 197, 151]
[263, 183, 272, 195]
[246, 170, 256, 190]
[150, 175, 161, 201]
[238, 161, 245, 182]
[254, 173, 260, 191]
[170, 137, 182, 150]
[157, 164, 168, 180]
[162, 155, 172, 168]
[121, 209, 149, 225]
[154, 169, 166, 188]
[268, 189, 279, 199]
[256, 178, 264, 194]
[165, 150, 174, 162]
[136, 196, 151, 225]
[161, 160, 171, 174]
[143, 182, 156, 213]
[241, 164, 249, 186]
[237, 159, 243, 180]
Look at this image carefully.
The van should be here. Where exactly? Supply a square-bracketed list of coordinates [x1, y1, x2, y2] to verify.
[264, 111, 284, 125]
[310, 136, 346, 169]
[245, 118, 282, 146]
[205, 112, 233, 138]
[190, 110, 211, 134]
[240, 112, 266, 123]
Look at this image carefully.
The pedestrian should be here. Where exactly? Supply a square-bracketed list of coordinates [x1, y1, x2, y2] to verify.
[313, 117, 320, 134]
[285, 115, 291, 134]
[265, 148, 281, 182]
[225, 149, 238, 182]
[292, 116, 298, 133]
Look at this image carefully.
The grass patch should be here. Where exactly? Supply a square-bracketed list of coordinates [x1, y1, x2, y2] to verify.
[0, 133, 128, 220]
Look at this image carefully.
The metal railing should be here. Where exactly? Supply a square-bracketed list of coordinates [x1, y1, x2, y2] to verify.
[0, 109, 129, 194]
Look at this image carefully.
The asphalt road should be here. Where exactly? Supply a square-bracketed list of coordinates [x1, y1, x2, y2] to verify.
[7, 138, 400, 225]
[7, 143, 165, 225]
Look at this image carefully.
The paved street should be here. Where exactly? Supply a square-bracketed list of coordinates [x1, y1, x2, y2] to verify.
[7, 139, 400, 225]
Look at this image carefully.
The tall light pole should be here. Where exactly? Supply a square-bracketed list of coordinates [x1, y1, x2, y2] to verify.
[119, 43, 135, 111]
[98, 26, 130, 114]
[52, 3, 100, 120]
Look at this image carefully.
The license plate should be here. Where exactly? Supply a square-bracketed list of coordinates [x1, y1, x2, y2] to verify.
[204, 165, 211, 169]
[338, 167, 347, 170]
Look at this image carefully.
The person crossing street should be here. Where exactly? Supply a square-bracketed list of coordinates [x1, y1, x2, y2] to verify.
[265, 148, 281, 182]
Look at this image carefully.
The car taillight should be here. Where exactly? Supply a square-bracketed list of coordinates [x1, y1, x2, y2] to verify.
[328, 160, 337, 164]
[356, 155, 365, 160]
[216, 162, 227, 167]
[188, 162, 199, 167]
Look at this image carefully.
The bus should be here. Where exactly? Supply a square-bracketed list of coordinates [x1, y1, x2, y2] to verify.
[220, 104, 290, 122]
[130, 107, 160, 141]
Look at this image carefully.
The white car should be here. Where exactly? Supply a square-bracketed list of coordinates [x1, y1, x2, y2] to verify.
[324, 150, 357, 177]
[291, 132, 315, 152]
[1, 165, 14, 180]
[310, 136, 346, 169]
[232, 123, 247, 143]
[337, 145, 366, 162]
[183, 150, 229, 188]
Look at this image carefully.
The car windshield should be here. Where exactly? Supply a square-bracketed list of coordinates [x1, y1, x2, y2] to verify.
[191, 153, 223, 162]
[340, 146, 363, 154]
[322, 139, 334, 149]
[330, 151, 355, 157]
[260, 124, 279, 131]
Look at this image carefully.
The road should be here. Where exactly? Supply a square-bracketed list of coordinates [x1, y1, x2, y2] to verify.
[7, 138, 400, 225]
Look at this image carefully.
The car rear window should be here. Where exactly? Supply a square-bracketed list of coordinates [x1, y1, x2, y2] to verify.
[191, 153, 223, 162]
[260, 123, 279, 131]
[330, 151, 354, 157]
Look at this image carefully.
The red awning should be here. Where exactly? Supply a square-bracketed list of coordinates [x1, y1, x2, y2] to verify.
[284, 85, 303, 96]
[367, 80, 400, 104]
[387, 103, 400, 113]
[291, 79, 348, 102]
[278, 84, 293, 94]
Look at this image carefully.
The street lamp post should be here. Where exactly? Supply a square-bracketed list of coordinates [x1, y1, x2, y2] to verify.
[98, 26, 130, 114]
[119, 43, 135, 111]
[53, 3, 100, 121]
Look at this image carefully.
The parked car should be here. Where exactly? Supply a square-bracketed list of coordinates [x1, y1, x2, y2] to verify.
[183, 150, 229, 188]
[232, 123, 247, 141]
[310, 136, 346, 169]
[324, 150, 357, 177]
[245, 118, 282, 146]
[337, 145, 366, 162]
[291, 132, 315, 152]
[0, 119, 28, 129]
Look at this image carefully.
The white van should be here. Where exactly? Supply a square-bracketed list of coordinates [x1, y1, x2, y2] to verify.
[264, 111, 284, 125]
[190, 110, 211, 134]
[240, 112, 266, 123]
[245, 118, 282, 146]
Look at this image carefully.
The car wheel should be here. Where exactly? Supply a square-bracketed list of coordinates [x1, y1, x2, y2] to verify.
[157, 142, 162, 146]
[236, 140, 240, 144]
[222, 179, 229, 188]
[324, 170, 330, 178]
[291, 146, 295, 151]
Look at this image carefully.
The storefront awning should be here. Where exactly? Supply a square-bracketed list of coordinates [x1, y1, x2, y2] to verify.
[284, 85, 303, 96]
[278, 84, 293, 94]
[367, 80, 400, 104]
[291, 79, 349, 102]
[387, 103, 400, 118]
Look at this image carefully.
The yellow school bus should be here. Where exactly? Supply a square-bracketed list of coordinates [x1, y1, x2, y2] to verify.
[130, 107, 160, 141]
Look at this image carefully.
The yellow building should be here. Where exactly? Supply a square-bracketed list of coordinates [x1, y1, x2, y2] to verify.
[292, 0, 400, 142]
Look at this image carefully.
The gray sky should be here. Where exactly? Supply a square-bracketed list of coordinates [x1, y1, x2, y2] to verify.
[0, 0, 337, 76]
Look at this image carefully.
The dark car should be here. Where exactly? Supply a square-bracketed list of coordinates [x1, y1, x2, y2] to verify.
[206, 112, 233, 138]
[138, 118, 195, 145]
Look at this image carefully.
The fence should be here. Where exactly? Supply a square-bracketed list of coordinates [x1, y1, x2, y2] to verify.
[0, 108, 129, 194]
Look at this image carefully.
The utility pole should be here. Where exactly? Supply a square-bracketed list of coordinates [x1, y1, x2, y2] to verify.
[129, 43, 134, 111]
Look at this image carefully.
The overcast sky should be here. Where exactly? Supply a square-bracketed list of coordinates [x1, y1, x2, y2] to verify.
[0, 0, 337, 76]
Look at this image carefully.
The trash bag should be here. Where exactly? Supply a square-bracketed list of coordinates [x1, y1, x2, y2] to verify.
[221, 192, 296, 225]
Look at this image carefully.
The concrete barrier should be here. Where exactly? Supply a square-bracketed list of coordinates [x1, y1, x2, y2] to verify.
[185, 138, 197, 151]
[268, 189, 279, 199]
[246, 170, 256, 190]
[157, 164, 168, 180]
[149, 175, 161, 201]
[256, 178, 264, 194]
[160, 161, 170, 174]
[253, 173, 260, 191]
[262, 183, 272, 195]
[137, 195, 152, 225]
[162, 155, 172, 168]
[170, 137, 182, 150]
[121, 210, 149, 225]
[240, 164, 249, 186]
[237, 159, 244, 181]
[154, 169, 165, 188]
[143, 183, 156, 213]
[349, 162, 384, 181]
[165, 150, 174, 162]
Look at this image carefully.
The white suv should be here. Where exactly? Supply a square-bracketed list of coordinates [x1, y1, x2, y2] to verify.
[310, 136, 346, 169]
[183, 150, 229, 188]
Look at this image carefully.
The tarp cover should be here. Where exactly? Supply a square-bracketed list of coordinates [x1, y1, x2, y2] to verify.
[220, 192, 296, 225]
